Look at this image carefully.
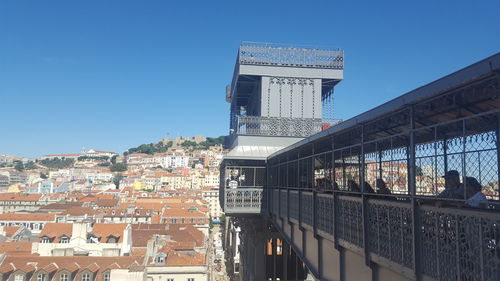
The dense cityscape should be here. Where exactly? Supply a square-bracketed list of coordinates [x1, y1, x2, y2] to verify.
[2, 1, 499, 280]
[0, 136, 227, 280]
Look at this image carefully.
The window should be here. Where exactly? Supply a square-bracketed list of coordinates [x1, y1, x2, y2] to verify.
[166, 279, 174, 281]
[41, 237, 51, 243]
[37, 274, 46, 281]
[155, 254, 166, 264]
[187, 278, 195, 281]
[60, 274, 68, 281]
[107, 236, 117, 243]
[82, 273, 90, 281]
[103, 273, 110, 281]
[60, 236, 69, 243]
[14, 274, 24, 281]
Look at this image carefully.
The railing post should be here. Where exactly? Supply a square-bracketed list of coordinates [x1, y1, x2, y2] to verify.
[409, 105, 420, 280]
[360, 124, 370, 266]
[332, 136, 339, 250]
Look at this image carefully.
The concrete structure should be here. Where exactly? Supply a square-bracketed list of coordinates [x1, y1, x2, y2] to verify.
[220, 44, 500, 280]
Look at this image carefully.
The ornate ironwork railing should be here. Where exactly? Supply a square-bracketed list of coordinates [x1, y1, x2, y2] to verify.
[224, 188, 263, 214]
[233, 115, 341, 138]
[239, 42, 344, 69]
[271, 190, 500, 280]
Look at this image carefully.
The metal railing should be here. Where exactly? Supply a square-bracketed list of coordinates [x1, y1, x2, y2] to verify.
[232, 115, 341, 138]
[224, 188, 263, 214]
[239, 42, 344, 69]
[270, 189, 500, 280]
[266, 68, 500, 280]
[220, 166, 266, 214]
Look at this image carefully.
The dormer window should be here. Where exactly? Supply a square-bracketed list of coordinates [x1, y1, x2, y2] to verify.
[37, 274, 47, 281]
[103, 272, 110, 281]
[41, 237, 52, 243]
[88, 235, 100, 244]
[14, 274, 24, 281]
[60, 273, 69, 281]
[107, 236, 118, 243]
[60, 235, 70, 243]
[82, 273, 91, 281]
[154, 253, 166, 264]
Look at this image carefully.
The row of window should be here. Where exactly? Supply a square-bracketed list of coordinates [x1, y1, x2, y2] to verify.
[14, 272, 109, 281]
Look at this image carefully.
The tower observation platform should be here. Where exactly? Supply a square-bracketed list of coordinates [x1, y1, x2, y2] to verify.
[220, 42, 500, 281]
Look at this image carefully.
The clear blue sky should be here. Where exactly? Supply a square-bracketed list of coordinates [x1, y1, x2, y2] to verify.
[1, 0, 499, 158]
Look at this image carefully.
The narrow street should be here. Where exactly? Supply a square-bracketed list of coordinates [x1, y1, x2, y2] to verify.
[208, 224, 229, 281]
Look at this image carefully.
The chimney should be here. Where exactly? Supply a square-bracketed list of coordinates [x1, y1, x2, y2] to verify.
[71, 223, 88, 244]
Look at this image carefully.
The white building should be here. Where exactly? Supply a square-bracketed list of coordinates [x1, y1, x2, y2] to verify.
[34, 223, 132, 257]
[202, 187, 223, 221]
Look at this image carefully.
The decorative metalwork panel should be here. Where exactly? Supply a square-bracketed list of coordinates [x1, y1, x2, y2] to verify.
[224, 188, 263, 214]
[300, 192, 314, 226]
[419, 206, 500, 281]
[280, 190, 288, 218]
[234, 115, 341, 138]
[367, 199, 413, 269]
[336, 196, 364, 247]
[316, 194, 334, 234]
[239, 42, 344, 69]
[289, 191, 299, 220]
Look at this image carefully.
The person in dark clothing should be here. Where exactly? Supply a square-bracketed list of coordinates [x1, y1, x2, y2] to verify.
[363, 181, 375, 193]
[376, 179, 391, 194]
[347, 180, 360, 192]
[437, 170, 461, 198]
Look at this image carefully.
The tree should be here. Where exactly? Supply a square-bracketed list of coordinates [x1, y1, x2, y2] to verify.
[113, 174, 124, 189]
[14, 161, 24, 171]
[39, 158, 75, 169]
[125, 141, 173, 155]
[111, 155, 118, 165]
[110, 162, 127, 172]
[24, 161, 37, 170]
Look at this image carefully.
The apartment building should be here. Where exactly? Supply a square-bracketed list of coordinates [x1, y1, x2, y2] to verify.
[201, 187, 223, 221]
[0, 193, 47, 214]
[35, 222, 132, 257]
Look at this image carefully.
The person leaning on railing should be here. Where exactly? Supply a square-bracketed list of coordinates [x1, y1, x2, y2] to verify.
[376, 179, 391, 195]
[437, 170, 461, 199]
[432, 170, 489, 208]
[456, 177, 488, 208]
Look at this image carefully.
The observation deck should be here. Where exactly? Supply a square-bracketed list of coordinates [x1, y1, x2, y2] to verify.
[221, 49, 500, 281]
[221, 42, 344, 217]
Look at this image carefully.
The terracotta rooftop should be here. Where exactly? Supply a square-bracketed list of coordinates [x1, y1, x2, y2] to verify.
[0, 193, 42, 201]
[91, 223, 128, 242]
[3, 226, 21, 237]
[62, 206, 98, 216]
[96, 198, 119, 208]
[0, 213, 56, 222]
[39, 202, 83, 211]
[0, 256, 142, 277]
[0, 242, 33, 256]
[38, 223, 73, 243]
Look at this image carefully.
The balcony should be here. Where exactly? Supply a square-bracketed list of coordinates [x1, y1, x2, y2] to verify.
[224, 188, 264, 214]
[231, 115, 341, 138]
[220, 165, 266, 215]
[238, 42, 344, 69]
